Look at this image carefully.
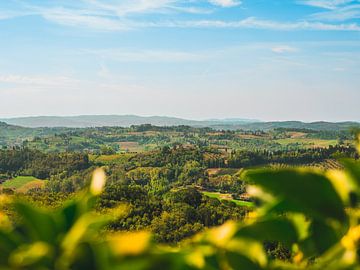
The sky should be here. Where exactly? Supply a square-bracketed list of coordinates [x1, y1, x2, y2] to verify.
[0, 0, 359, 122]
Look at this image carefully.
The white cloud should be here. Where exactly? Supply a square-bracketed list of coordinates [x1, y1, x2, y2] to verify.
[298, 0, 355, 9]
[82, 48, 211, 62]
[0, 13, 16, 20]
[0, 73, 144, 97]
[40, 7, 130, 31]
[52, 16, 360, 32]
[310, 4, 360, 21]
[0, 10, 31, 20]
[271, 46, 299, 53]
[1, 0, 360, 32]
[208, 0, 242, 7]
[81, 0, 178, 16]
[21, 0, 212, 31]
[148, 17, 360, 31]
[0, 74, 79, 87]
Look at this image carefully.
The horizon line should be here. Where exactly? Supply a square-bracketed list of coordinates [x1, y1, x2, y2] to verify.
[1, 114, 359, 124]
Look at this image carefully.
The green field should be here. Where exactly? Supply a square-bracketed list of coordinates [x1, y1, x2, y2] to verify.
[274, 138, 338, 148]
[89, 153, 136, 164]
[207, 168, 242, 176]
[1, 176, 42, 189]
[202, 191, 254, 207]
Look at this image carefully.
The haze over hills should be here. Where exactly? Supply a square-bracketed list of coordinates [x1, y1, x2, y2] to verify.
[0, 115, 359, 131]
[0, 115, 259, 128]
[237, 121, 360, 131]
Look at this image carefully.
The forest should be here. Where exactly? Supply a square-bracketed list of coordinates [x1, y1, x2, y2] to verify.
[0, 122, 360, 269]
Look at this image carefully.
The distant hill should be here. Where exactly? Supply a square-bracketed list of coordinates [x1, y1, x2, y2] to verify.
[234, 121, 360, 131]
[0, 121, 27, 131]
[0, 121, 71, 146]
[0, 115, 258, 128]
[0, 116, 359, 131]
[0, 121, 32, 146]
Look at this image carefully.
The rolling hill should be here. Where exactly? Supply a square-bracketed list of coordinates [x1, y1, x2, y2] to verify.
[0, 115, 258, 128]
[0, 116, 359, 131]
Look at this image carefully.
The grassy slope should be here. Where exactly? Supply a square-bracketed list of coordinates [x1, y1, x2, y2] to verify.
[1, 176, 42, 190]
[274, 138, 338, 148]
[89, 153, 136, 165]
[202, 191, 254, 207]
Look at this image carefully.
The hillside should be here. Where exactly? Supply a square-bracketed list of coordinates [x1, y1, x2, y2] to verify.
[0, 121, 71, 147]
[0, 115, 258, 128]
[231, 121, 360, 131]
[1, 116, 359, 131]
[0, 121, 30, 146]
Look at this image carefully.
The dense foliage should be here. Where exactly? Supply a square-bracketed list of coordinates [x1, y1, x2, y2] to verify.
[1, 123, 360, 269]
[1, 123, 357, 153]
[0, 148, 90, 179]
[0, 136, 360, 269]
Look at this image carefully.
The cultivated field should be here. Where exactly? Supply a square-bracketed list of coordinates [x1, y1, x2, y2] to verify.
[0, 176, 45, 192]
[202, 191, 254, 207]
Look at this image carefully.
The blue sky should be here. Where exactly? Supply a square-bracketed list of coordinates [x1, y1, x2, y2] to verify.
[0, 0, 359, 121]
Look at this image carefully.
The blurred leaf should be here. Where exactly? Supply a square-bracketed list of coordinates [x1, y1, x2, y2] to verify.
[226, 251, 263, 270]
[300, 220, 340, 257]
[326, 170, 353, 205]
[244, 169, 346, 222]
[341, 159, 360, 190]
[235, 218, 299, 248]
[185, 248, 207, 269]
[13, 202, 59, 243]
[9, 242, 51, 268]
[226, 238, 267, 268]
[288, 214, 310, 241]
[70, 242, 101, 270]
[61, 213, 107, 254]
[0, 212, 12, 230]
[0, 231, 21, 263]
[0, 195, 12, 207]
[61, 201, 80, 232]
[90, 168, 106, 196]
[205, 221, 238, 247]
[109, 231, 151, 256]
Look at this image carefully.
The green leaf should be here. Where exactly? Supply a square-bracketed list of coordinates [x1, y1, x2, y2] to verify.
[341, 159, 360, 190]
[235, 218, 299, 248]
[61, 201, 80, 232]
[244, 169, 346, 222]
[13, 202, 59, 244]
[226, 238, 267, 268]
[299, 220, 342, 257]
[0, 231, 22, 263]
[8, 242, 52, 268]
[226, 251, 263, 270]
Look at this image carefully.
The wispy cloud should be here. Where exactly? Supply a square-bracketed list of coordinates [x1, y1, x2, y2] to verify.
[29, 0, 212, 20]
[81, 0, 178, 16]
[208, 0, 242, 7]
[310, 4, 360, 21]
[298, 0, 360, 23]
[271, 45, 299, 53]
[1, 0, 359, 32]
[9, 0, 213, 31]
[0, 74, 79, 87]
[82, 48, 211, 62]
[0, 73, 144, 96]
[147, 17, 360, 31]
[39, 7, 130, 31]
[298, 0, 355, 10]
[0, 10, 31, 20]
